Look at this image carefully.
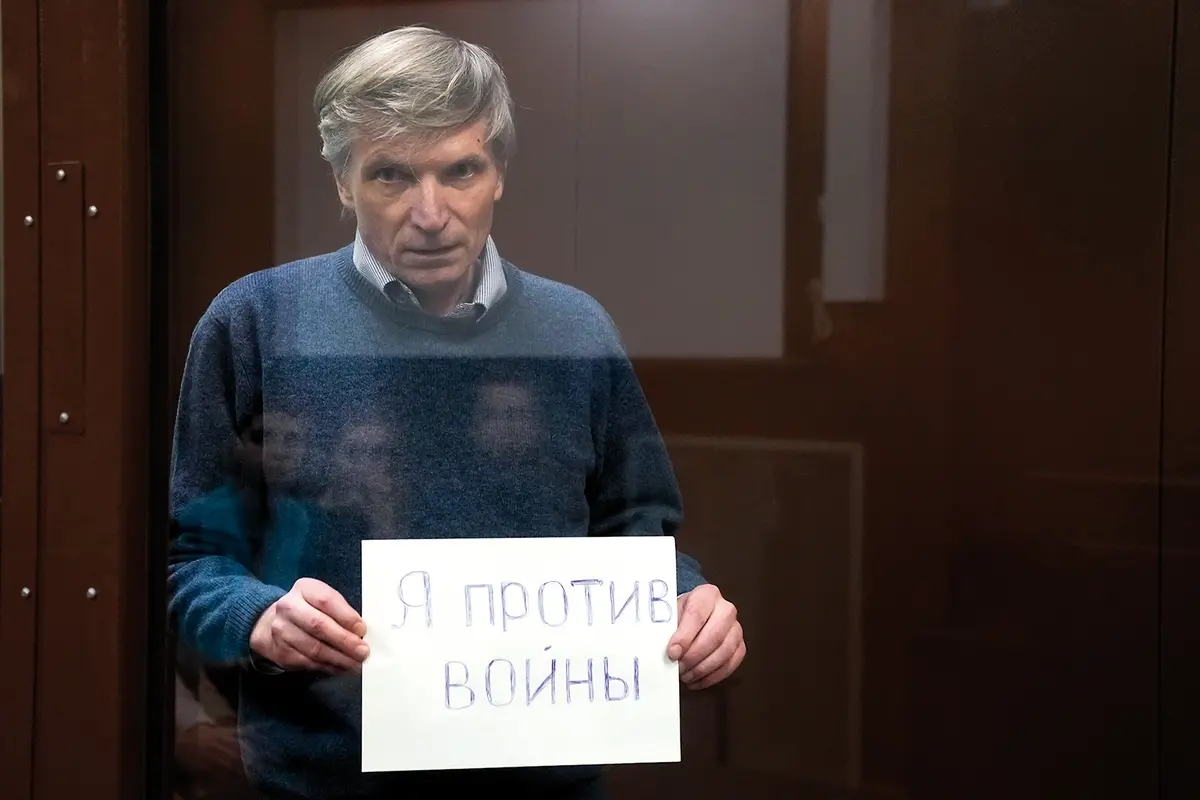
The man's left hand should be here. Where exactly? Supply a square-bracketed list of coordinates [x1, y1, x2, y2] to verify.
[667, 584, 745, 690]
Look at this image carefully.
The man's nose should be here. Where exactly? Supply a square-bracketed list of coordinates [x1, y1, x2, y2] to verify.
[410, 179, 450, 232]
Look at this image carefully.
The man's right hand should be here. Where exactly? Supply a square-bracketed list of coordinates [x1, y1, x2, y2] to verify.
[249, 578, 370, 674]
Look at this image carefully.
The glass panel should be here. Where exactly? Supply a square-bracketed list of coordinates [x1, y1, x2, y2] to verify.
[162, 1, 1167, 798]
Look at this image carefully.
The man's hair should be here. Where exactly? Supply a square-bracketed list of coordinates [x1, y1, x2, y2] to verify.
[313, 25, 516, 181]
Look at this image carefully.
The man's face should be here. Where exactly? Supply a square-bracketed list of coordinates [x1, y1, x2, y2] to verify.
[336, 119, 504, 305]
[260, 411, 306, 486]
[474, 383, 541, 458]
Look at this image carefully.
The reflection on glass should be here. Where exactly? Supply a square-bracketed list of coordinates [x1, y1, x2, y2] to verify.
[319, 416, 400, 540]
[472, 381, 543, 461]
[173, 650, 251, 799]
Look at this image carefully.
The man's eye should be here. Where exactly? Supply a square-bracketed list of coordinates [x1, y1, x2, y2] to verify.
[449, 162, 478, 180]
[375, 167, 410, 183]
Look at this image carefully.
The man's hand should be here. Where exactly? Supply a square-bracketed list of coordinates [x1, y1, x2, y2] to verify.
[667, 584, 745, 690]
[249, 578, 369, 674]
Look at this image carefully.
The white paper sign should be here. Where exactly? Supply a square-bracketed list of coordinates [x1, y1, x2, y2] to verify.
[360, 536, 682, 773]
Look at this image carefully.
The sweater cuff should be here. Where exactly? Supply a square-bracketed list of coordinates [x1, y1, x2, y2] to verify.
[249, 651, 286, 675]
[224, 581, 289, 663]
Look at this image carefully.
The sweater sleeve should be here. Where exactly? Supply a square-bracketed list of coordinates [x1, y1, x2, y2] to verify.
[586, 347, 706, 595]
[167, 308, 287, 666]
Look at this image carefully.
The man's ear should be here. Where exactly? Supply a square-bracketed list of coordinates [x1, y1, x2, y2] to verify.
[334, 170, 355, 211]
[493, 173, 505, 203]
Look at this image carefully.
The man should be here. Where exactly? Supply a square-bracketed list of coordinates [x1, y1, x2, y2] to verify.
[168, 25, 745, 800]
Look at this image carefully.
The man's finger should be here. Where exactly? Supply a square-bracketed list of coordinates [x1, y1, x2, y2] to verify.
[678, 606, 735, 672]
[667, 588, 714, 661]
[278, 624, 363, 673]
[298, 579, 367, 638]
[689, 640, 747, 691]
[270, 645, 321, 673]
[681, 623, 741, 684]
[278, 597, 369, 661]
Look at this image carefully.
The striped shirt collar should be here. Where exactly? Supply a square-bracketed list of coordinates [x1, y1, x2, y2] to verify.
[352, 231, 507, 319]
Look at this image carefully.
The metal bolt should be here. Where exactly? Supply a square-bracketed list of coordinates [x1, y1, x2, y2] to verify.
[86, 588, 97, 600]
[21, 587, 31, 599]
[87, 205, 99, 217]
[55, 169, 66, 181]
[58, 412, 70, 425]
[23, 215, 33, 227]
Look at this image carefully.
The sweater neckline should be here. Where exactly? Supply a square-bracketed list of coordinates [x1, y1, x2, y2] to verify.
[335, 244, 522, 337]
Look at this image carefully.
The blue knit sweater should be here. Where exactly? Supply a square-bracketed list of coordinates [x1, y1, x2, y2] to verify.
[167, 245, 704, 799]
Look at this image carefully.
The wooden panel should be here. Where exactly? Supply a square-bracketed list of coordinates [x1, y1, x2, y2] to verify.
[821, 2, 961, 785]
[785, 0, 828, 353]
[29, 0, 151, 799]
[906, 1, 1172, 796]
[34, 4, 98, 797]
[0, 0, 43, 796]
[40, 160, 86, 435]
[665, 436, 863, 789]
[167, 0, 275, 418]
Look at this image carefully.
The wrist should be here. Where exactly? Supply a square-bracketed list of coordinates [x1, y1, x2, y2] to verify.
[226, 581, 289, 664]
[247, 606, 284, 674]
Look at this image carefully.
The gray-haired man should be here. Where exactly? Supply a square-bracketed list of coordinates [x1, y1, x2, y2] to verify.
[168, 26, 745, 799]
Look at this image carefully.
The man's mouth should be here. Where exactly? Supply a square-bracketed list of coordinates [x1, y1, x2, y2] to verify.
[408, 244, 456, 256]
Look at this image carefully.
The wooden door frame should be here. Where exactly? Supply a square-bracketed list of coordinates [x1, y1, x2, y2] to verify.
[0, 0, 152, 798]
[0, 0, 45, 791]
